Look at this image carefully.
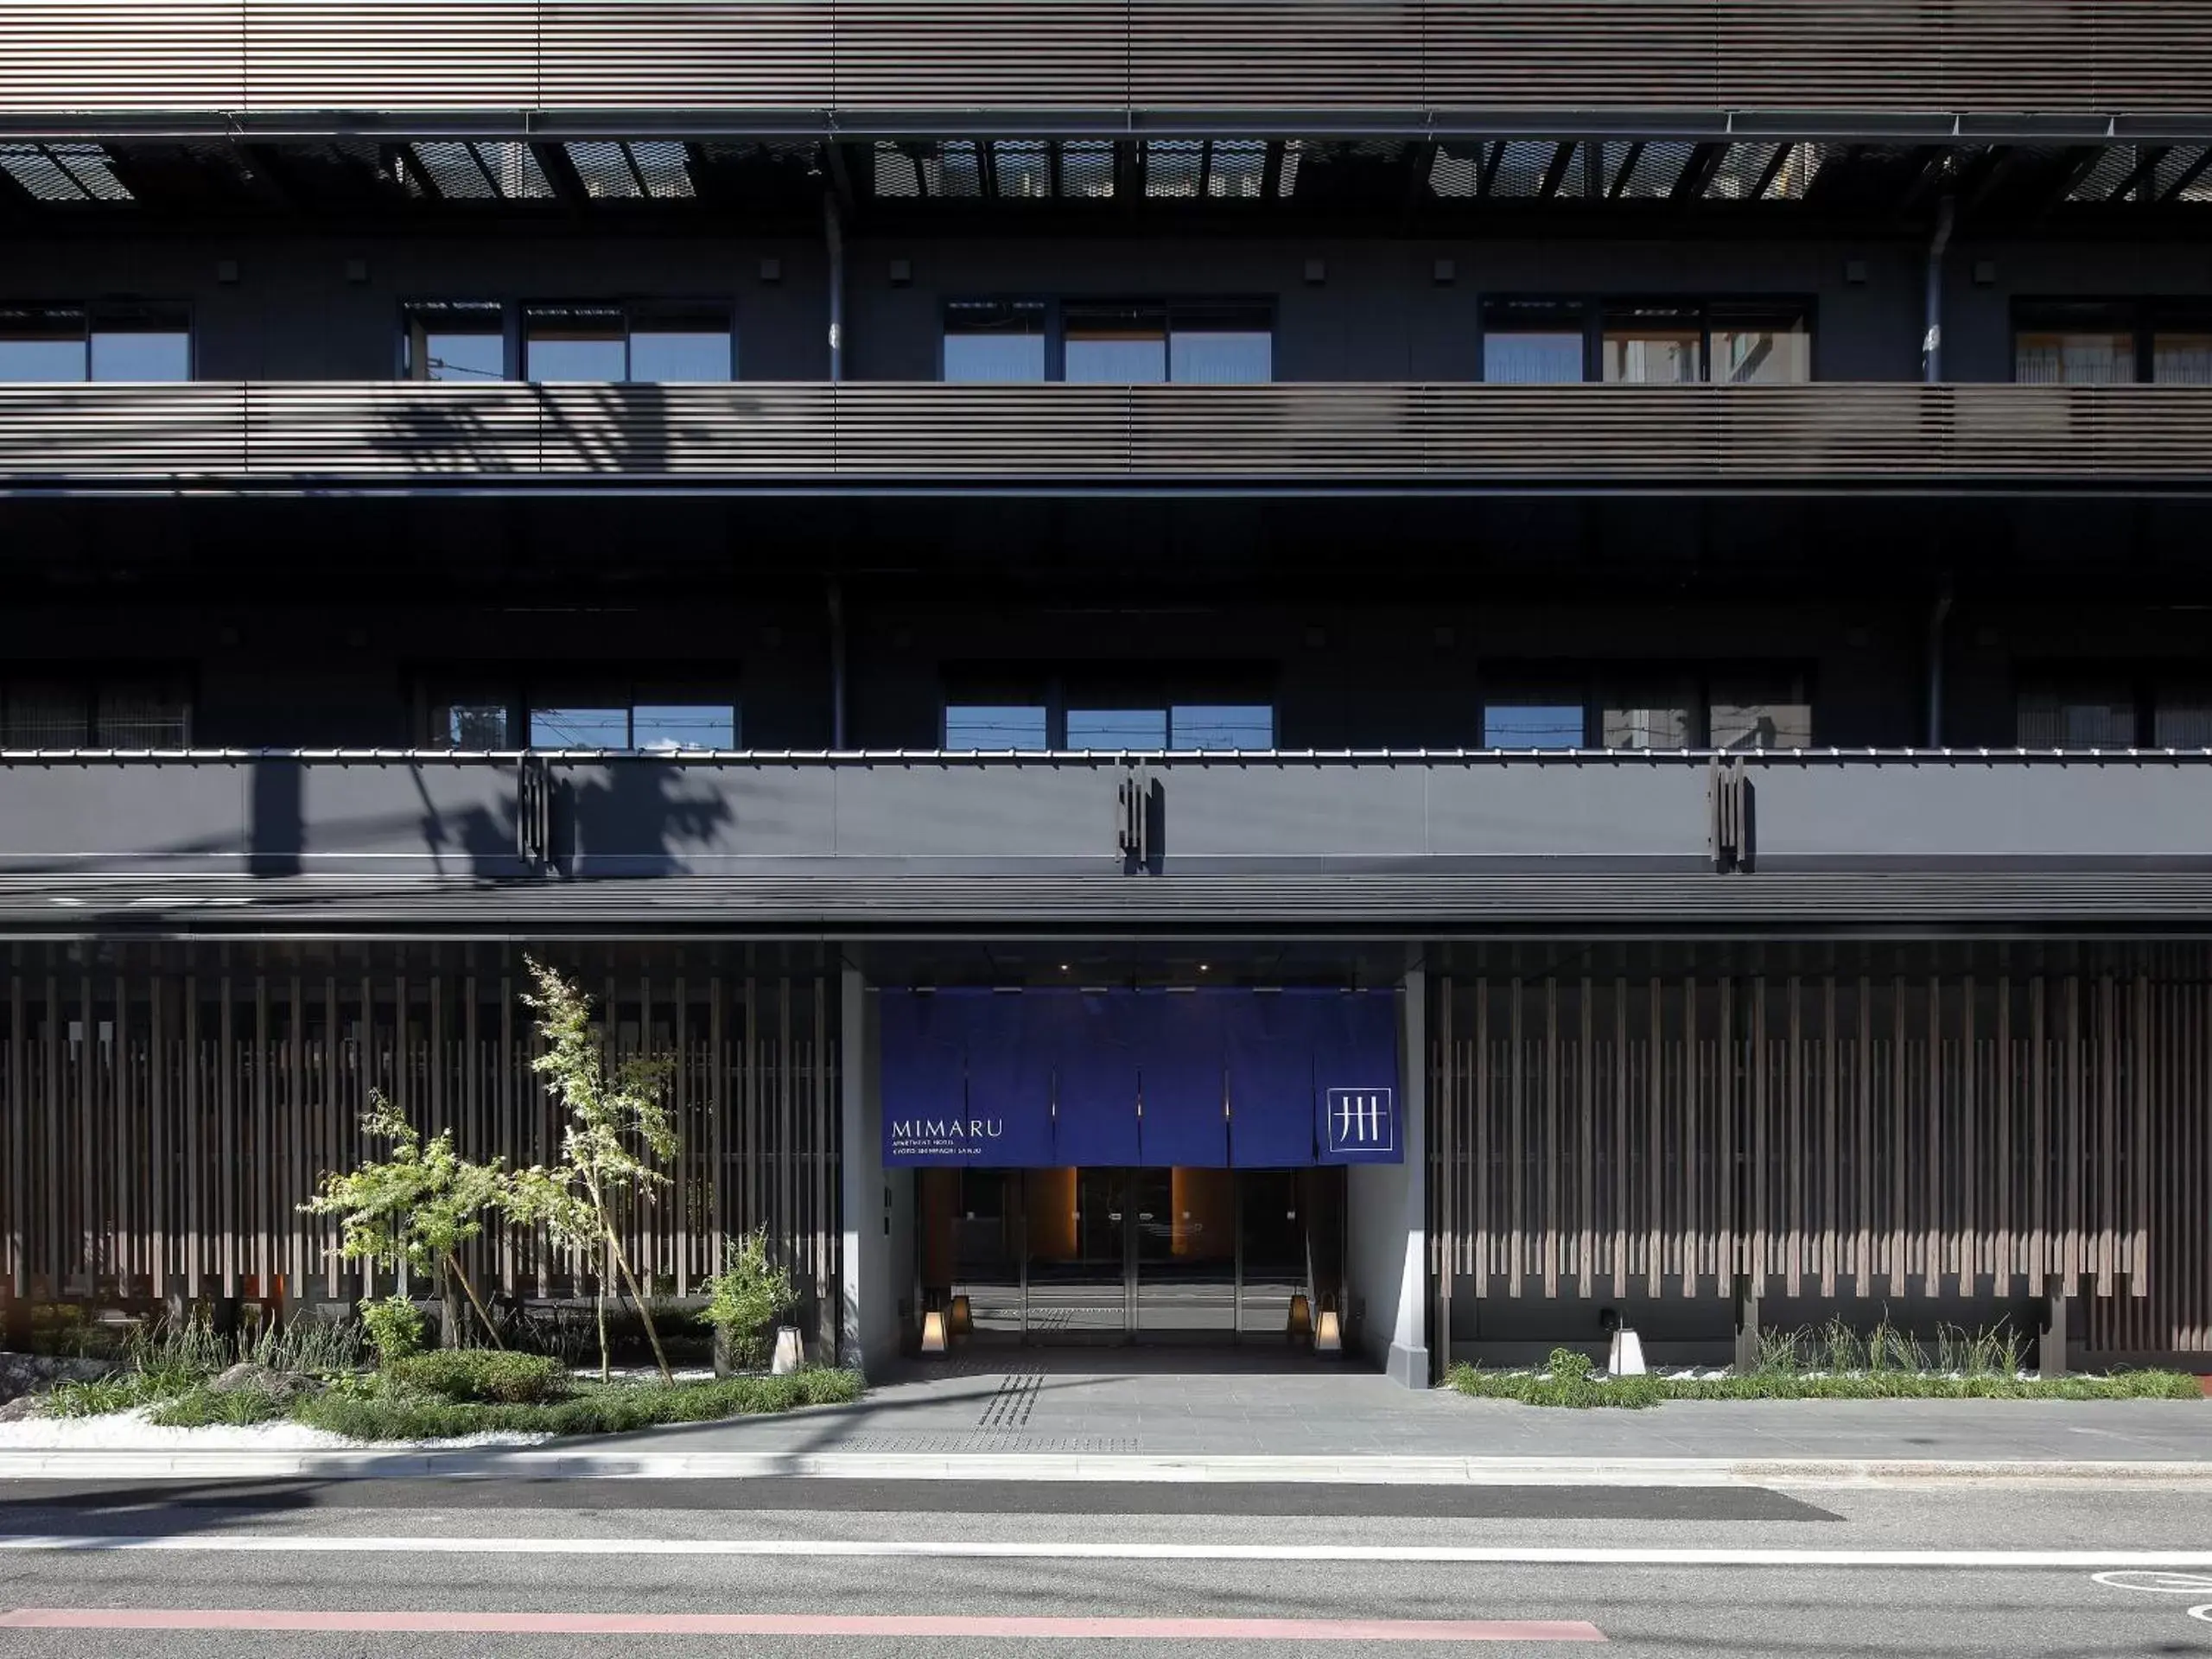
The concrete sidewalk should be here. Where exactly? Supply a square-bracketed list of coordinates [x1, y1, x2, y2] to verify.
[2, 1347, 2204, 1482]
[614, 1349, 2212, 1464]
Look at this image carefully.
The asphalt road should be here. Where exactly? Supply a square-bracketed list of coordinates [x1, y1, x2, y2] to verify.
[3, 1478, 2211, 1656]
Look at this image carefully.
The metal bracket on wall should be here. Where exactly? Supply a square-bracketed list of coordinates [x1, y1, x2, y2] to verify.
[1116, 762, 1158, 872]
[518, 754, 552, 869]
[1707, 755, 1752, 873]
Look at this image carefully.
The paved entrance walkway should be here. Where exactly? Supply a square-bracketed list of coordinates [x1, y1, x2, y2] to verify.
[613, 1346, 2212, 1464]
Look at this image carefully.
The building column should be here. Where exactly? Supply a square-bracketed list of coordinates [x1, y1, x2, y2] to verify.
[1344, 960, 1430, 1388]
[838, 965, 893, 1376]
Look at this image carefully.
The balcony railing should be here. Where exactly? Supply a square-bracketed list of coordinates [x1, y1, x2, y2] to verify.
[3, 3, 2210, 134]
[2, 750, 2211, 934]
[0, 383, 2208, 492]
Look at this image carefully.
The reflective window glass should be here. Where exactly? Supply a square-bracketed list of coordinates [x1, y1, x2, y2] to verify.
[2018, 688, 2136, 748]
[2153, 332, 2212, 386]
[525, 307, 626, 382]
[1170, 304, 1273, 385]
[433, 699, 512, 748]
[944, 704, 1049, 749]
[529, 705, 629, 748]
[628, 312, 733, 383]
[2154, 692, 2212, 747]
[0, 307, 87, 381]
[1709, 690, 1813, 749]
[94, 682, 190, 747]
[1484, 702, 1586, 748]
[1603, 312, 1703, 384]
[1067, 707, 1170, 749]
[1711, 312, 1811, 385]
[1601, 696, 1694, 749]
[1065, 305, 1168, 383]
[2, 681, 88, 747]
[944, 301, 1047, 383]
[1170, 704, 1273, 749]
[404, 302, 505, 382]
[1484, 333, 1584, 384]
[90, 309, 189, 381]
[2015, 330, 2134, 385]
[632, 704, 735, 751]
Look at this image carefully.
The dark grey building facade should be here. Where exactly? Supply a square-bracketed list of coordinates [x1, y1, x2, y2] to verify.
[2, 4, 2210, 1380]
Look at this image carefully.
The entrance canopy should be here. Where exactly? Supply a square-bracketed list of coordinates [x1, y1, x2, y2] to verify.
[880, 988, 1400, 1168]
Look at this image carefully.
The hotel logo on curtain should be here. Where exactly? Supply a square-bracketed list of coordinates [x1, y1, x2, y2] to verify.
[887, 1113, 1006, 1161]
[1323, 1087, 1397, 1161]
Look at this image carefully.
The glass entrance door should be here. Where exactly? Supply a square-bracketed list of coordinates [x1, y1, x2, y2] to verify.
[1022, 1167, 1128, 1341]
[1134, 1167, 1236, 1338]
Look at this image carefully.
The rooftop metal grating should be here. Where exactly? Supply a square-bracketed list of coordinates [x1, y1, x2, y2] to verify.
[0, 141, 132, 202]
[562, 139, 694, 200]
[408, 140, 552, 201]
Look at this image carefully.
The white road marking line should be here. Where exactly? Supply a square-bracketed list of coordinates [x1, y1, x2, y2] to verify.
[2092, 1570, 2212, 1594]
[4, 1536, 2212, 1568]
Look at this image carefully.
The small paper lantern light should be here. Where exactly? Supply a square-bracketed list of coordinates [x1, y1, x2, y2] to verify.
[949, 1294, 973, 1338]
[1287, 1294, 1313, 1340]
[1314, 1307, 1343, 1354]
[920, 1309, 949, 1355]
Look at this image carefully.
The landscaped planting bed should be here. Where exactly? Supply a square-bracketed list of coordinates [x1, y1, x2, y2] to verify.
[1448, 1326, 2202, 1409]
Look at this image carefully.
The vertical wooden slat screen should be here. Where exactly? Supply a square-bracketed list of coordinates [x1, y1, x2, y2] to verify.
[0, 951, 837, 1337]
[1432, 967, 2212, 1360]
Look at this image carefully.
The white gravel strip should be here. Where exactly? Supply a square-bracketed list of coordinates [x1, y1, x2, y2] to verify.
[0, 1405, 549, 1452]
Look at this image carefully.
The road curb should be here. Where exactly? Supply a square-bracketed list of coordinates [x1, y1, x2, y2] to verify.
[5, 1450, 2212, 1486]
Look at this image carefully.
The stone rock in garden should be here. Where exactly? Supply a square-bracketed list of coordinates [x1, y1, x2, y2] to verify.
[207, 1362, 319, 1402]
[0, 1394, 43, 1422]
[0, 1352, 120, 1406]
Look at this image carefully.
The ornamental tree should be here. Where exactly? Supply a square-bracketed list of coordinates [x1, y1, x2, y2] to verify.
[507, 957, 679, 1382]
[302, 1091, 510, 1350]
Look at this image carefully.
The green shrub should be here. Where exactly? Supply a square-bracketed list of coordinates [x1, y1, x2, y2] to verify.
[359, 1295, 426, 1369]
[149, 1386, 290, 1428]
[390, 1349, 569, 1405]
[293, 1367, 863, 1442]
[702, 1231, 796, 1370]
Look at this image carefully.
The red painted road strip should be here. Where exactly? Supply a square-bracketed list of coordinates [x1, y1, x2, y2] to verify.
[0, 1608, 1605, 1641]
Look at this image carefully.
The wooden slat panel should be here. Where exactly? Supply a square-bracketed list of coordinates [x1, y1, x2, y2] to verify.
[1427, 964, 2212, 1357]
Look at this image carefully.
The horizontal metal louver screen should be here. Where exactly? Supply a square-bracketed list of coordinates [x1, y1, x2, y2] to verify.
[1, 3, 2209, 120]
[0, 384, 2205, 482]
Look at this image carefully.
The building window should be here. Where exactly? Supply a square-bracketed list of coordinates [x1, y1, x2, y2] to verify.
[1481, 698, 1586, 748]
[944, 301, 1048, 383]
[1065, 304, 1170, 383]
[950, 300, 1274, 385]
[1710, 307, 1813, 385]
[2017, 683, 2138, 747]
[1707, 679, 1815, 749]
[425, 680, 737, 750]
[404, 302, 506, 382]
[1, 673, 190, 747]
[943, 671, 1274, 750]
[1482, 298, 1813, 385]
[522, 303, 733, 383]
[0, 304, 190, 382]
[944, 703, 1051, 748]
[1602, 306, 1704, 385]
[1480, 301, 1585, 385]
[2013, 301, 2212, 385]
[1483, 669, 1811, 750]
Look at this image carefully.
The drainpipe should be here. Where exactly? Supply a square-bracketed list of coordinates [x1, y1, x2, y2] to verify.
[823, 191, 845, 385]
[823, 192, 846, 746]
[828, 581, 848, 749]
[1926, 581, 1953, 748]
[1922, 194, 1955, 383]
